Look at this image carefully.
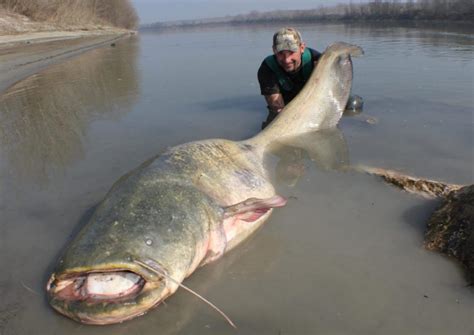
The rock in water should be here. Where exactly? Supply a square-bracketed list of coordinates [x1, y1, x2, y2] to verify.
[424, 185, 474, 284]
[360, 166, 473, 284]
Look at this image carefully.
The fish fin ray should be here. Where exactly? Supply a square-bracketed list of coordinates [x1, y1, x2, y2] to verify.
[223, 195, 287, 219]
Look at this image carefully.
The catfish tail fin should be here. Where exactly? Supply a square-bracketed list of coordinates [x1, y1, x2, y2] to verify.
[246, 42, 364, 152]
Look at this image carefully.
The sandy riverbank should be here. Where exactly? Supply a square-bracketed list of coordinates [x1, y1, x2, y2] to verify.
[0, 9, 136, 93]
[0, 30, 135, 93]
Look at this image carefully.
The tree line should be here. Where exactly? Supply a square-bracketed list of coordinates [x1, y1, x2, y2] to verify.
[145, 0, 472, 29]
[0, 0, 138, 29]
[229, 0, 472, 23]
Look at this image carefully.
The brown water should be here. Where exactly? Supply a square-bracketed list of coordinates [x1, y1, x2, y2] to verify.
[0, 23, 473, 334]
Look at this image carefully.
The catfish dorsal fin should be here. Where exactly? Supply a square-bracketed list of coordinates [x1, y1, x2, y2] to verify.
[246, 42, 364, 151]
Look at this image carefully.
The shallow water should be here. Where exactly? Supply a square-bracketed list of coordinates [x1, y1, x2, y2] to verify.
[0, 23, 473, 334]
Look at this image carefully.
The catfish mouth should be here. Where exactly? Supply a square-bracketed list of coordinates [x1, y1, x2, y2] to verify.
[46, 267, 168, 325]
[47, 270, 145, 303]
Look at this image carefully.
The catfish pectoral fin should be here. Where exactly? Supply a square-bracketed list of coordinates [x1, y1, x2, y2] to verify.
[223, 195, 287, 219]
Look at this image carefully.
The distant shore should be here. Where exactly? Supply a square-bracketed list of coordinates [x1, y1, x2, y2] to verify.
[140, 18, 473, 33]
[141, 0, 473, 31]
[142, 17, 473, 31]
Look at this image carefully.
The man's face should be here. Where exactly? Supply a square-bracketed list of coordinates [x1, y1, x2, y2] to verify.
[273, 43, 306, 73]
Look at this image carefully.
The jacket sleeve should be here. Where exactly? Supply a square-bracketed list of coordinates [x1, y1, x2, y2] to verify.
[257, 60, 280, 96]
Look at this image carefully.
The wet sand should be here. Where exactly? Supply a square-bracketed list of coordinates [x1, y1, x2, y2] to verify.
[0, 29, 134, 93]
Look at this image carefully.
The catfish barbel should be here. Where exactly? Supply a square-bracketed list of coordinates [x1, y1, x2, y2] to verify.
[46, 42, 363, 325]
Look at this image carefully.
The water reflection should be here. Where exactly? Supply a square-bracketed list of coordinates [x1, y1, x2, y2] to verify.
[0, 37, 139, 186]
[338, 22, 474, 61]
[143, 22, 474, 62]
[266, 128, 350, 187]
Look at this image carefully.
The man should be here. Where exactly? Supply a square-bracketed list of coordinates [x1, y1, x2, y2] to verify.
[257, 27, 321, 129]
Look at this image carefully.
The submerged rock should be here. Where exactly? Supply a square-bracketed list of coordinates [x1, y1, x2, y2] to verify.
[424, 185, 474, 284]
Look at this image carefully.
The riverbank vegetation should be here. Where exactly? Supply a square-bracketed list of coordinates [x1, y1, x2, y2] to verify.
[234, 0, 473, 22]
[0, 0, 138, 30]
[144, 0, 473, 29]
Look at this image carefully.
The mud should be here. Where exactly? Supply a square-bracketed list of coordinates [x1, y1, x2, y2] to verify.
[0, 29, 134, 93]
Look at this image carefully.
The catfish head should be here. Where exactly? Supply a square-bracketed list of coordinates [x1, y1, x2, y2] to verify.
[46, 178, 285, 325]
[46, 181, 225, 325]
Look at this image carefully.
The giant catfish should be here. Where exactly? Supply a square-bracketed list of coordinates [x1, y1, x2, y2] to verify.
[46, 42, 363, 325]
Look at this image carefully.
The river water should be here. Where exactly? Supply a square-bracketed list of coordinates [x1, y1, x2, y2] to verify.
[0, 23, 473, 334]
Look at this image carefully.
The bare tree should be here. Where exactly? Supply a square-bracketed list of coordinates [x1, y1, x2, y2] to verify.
[0, 0, 138, 29]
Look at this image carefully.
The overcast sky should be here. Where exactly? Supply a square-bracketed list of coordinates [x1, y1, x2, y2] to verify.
[132, 0, 346, 23]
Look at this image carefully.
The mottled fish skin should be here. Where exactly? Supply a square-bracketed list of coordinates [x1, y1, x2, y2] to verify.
[46, 42, 363, 325]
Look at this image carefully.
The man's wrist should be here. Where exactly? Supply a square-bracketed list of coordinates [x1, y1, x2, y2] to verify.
[269, 106, 283, 113]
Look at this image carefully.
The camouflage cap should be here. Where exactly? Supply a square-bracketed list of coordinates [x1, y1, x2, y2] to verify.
[273, 27, 303, 53]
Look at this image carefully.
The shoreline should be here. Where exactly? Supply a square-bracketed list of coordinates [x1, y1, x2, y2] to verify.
[0, 29, 136, 94]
